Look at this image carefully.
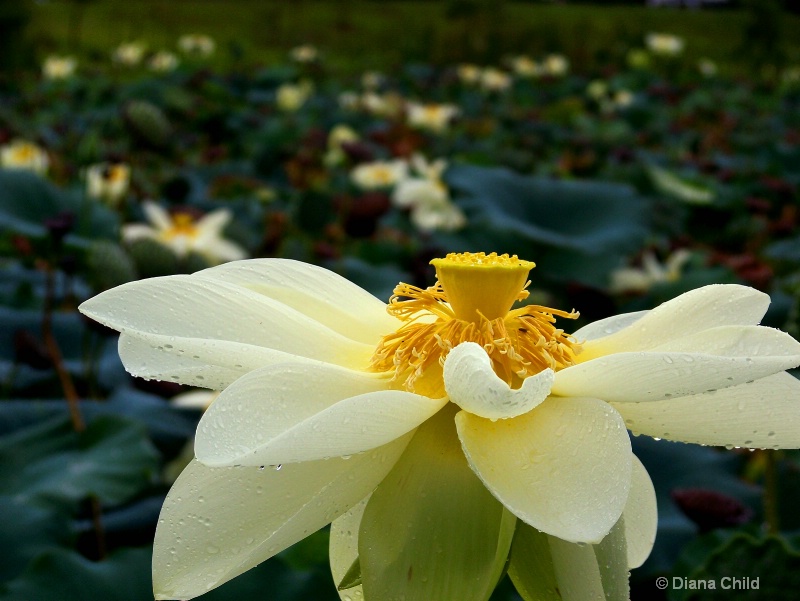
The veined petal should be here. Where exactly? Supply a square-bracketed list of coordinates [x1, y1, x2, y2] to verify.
[118, 333, 321, 389]
[579, 285, 770, 362]
[613, 372, 800, 448]
[444, 342, 553, 420]
[455, 397, 632, 544]
[196, 362, 447, 466]
[192, 259, 400, 345]
[153, 436, 410, 600]
[360, 405, 516, 601]
[79, 276, 375, 370]
[329, 497, 368, 601]
[553, 349, 800, 404]
[623, 456, 657, 569]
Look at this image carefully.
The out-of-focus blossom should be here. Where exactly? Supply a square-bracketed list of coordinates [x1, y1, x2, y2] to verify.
[324, 124, 360, 166]
[149, 51, 180, 72]
[627, 48, 651, 69]
[178, 34, 216, 57]
[86, 162, 131, 206]
[610, 250, 692, 294]
[392, 155, 466, 232]
[509, 55, 541, 78]
[122, 201, 247, 265]
[406, 102, 460, 133]
[361, 70, 384, 90]
[350, 159, 408, 190]
[457, 63, 482, 84]
[645, 33, 685, 56]
[42, 55, 77, 80]
[172, 389, 220, 410]
[543, 54, 569, 77]
[338, 91, 360, 110]
[360, 91, 405, 118]
[113, 41, 146, 66]
[586, 80, 609, 100]
[276, 81, 313, 112]
[479, 67, 512, 92]
[613, 90, 634, 109]
[290, 44, 319, 63]
[0, 140, 49, 175]
[698, 58, 718, 77]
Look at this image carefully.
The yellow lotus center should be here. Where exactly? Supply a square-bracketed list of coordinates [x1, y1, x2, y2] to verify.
[370, 252, 581, 397]
[371, 166, 395, 185]
[106, 165, 127, 183]
[163, 213, 199, 239]
[13, 144, 38, 162]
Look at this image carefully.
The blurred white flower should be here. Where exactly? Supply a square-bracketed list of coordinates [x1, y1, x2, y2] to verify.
[627, 48, 651, 69]
[360, 91, 405, 118]
[324, 124, 359, 166]
[42, 55, 77, 80]
[178, 34, 216, 57]
[149, 51, 180, 72]
[509, 55, 541, 78]
[86, 162, 131, 206]
[0, 139, 49, 175]
[289, 44, 318, 63]
[172, 389, 220, 410]
[113, 41, 146, 66]
[361, 70, 384, 90]
[586, 79, 609, 100]
[350, 159, 408, 190]
[338, 90, 360, 110]
[479, 67, 512, 92]
[610, 250, 692, 294]
[543, 54, 569, 77]
[698, 58, 718, 78]
[276, 81, 313, 112]
[123, 202, 247, 265]
[645, 33, 685, 56]
[457, 63, 482, 84]
[392, 155, 466, 232]
[613, 89, 634, 109]
[406, 102, 460, 133]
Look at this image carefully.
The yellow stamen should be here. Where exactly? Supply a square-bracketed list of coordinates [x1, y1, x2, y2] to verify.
[370, 252, 581, 397]
[163, 213, 199, 239]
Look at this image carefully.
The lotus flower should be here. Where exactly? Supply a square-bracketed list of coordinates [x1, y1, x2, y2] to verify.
[79, 252, 800, 601]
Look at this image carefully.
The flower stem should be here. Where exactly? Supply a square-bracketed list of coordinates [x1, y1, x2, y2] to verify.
[763, 450, 780, 535]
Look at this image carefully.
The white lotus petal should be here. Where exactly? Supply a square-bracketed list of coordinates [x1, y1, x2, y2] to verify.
[553, 349, 800, 403]
[143, 201, 172, 230]
[579, 285, 770, 362]
[198, 238, 248, 262]
[195, 209, 231, 234]
[329, 497, 368, 601]
[614, 372, 800, 448]
[196, 363, 446, 466]
[650, 325, 800, 356]
[455, 397, 632, 544]
[121, 223, 156, 243]
[192, 258, 400, 344]
[506, 523, 561, 601]
[571, 310, 647, 342]
[444, 342, 553, 420]
[153, 436, 410, 600]
[623, 456, 657, 569]
[118, 332, 322, 389]
[79, 276, 375, 369]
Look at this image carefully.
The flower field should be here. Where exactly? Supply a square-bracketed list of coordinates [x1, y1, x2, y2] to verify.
[2, 3, 800, 600]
